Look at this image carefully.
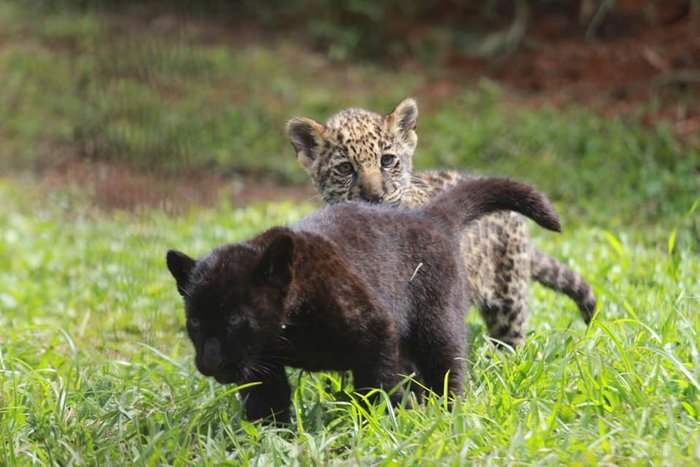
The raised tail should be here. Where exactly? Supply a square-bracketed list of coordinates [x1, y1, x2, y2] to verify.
[423, 177, 561, 235]
[531, 247, 597, 323]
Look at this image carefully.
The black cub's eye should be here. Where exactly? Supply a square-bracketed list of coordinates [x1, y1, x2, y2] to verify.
[336, 162, 354, 175]
[228, 314, 244, 327]
[188, 317, 200, 329]
[381, 154, 397, 168]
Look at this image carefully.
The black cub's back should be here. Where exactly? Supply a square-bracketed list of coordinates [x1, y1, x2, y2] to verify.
[166, 177, 560, 422]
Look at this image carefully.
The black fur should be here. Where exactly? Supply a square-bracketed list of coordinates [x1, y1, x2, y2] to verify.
[166, 177, 560, 422]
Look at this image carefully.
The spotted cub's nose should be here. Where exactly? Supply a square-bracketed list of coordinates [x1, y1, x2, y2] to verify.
[357, 172, 384, 203]
[360, 190, 384, 203]
[358, 181, 384, 203]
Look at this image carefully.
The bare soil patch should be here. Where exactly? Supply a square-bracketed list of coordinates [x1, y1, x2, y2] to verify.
[441, 1, 699, 146]
[35, 158, 317, 212]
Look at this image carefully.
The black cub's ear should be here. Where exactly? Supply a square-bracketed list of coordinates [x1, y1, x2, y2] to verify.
[256, 233, 295, 289]
[166, 250, 196, 296]
[286, 117, 325, 171]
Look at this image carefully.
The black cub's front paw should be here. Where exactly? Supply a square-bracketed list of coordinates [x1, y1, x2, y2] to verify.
[245, 398, 291, 424]
[241, 376, 292, 424]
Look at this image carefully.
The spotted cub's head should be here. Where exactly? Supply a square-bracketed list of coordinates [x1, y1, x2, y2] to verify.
[287, 98, 419, 206]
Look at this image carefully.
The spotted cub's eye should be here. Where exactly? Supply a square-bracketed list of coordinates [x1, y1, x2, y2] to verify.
[228, 314, 244, 328]
[187, 317, 200, 329]
[380, 154, 397, 168]
[336, 162, 354, 175]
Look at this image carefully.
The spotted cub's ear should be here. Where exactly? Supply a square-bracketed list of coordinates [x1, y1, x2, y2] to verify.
[166, 250, 196, 297]
[387, 97, 418, 143]
[287, 117, 326, 171]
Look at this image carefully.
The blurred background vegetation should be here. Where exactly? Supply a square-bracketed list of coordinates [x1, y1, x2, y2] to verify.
[0, 0, 698, 227]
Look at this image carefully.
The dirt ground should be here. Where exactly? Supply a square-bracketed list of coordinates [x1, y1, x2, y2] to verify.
[439, 0, 699, 142]
[37, 158, 317, 212]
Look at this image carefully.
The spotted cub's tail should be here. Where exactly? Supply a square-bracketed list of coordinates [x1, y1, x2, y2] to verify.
[531, 247, 597, 323]
[424, 177, 561, 235]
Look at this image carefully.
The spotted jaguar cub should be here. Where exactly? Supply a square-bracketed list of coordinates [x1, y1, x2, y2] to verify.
[287, 98, 597, 347]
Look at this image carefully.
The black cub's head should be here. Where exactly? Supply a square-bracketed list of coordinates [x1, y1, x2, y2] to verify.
[166, 229, 295, 384]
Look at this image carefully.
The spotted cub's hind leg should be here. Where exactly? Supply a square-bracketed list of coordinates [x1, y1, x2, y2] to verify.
[480, 278, 530, 348]
[477, 216, 532, 348]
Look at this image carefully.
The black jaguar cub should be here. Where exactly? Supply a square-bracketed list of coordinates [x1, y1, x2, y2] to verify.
[166, 177, 561, 422]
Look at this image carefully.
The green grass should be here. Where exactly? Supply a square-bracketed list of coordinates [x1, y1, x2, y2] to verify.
[1, 178, 699, 464]
[2, 1, 700, 465]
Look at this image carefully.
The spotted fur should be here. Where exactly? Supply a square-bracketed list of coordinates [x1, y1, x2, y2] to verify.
[288, 98, 597, 347]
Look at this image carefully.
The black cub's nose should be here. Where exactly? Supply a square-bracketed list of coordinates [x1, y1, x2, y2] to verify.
[201, 339, 223, 371]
